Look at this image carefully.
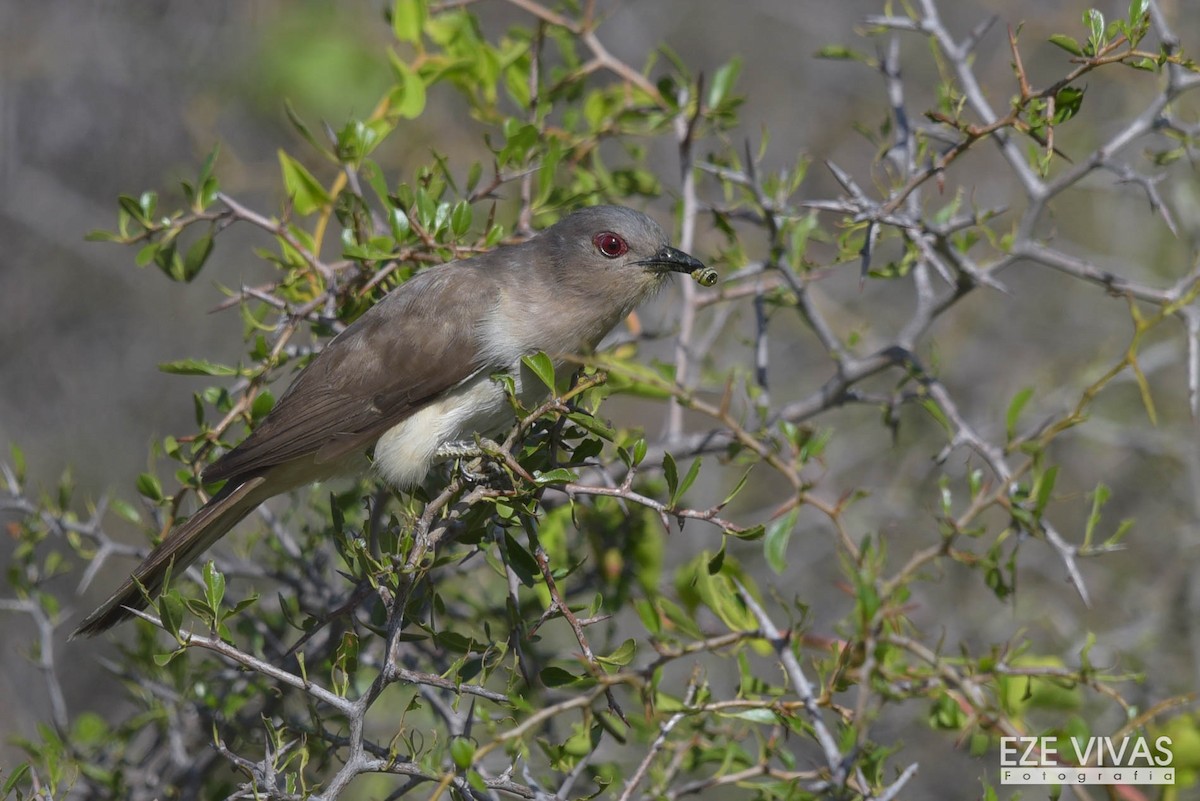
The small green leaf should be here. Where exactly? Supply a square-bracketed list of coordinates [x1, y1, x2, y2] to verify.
[1005, 387, 1034, 441]
[182, 230, 214, 282]
[1048, 34, 1084, 56]
[203, 562, 225, 612]
[706, 543, 725, 575]
[71, 712, 109, 746]
[392, 0, 427, 43]
[764, 508, 798, 574]
[158, 358, 238, 377]
[521, 352, 557, 392]
[1034, 465, 1059, 514]
[596, 638, 637, 668]
[1084, 9, 1106, 52]
[136, 473, 164, 502]
[449, 737, 475, 770]
[3, 763, 30, 794]
[732, 524, 765, 541]
[533, 468, 576, 485]
[632, 438, 647, 466]
[118, 194, 145, 223]
[540, 666, 583, 687]
[663, 452, 679, 502]
[277, 150, 331, 215]
[1083, 482, 1111, 547]
[388, 56, 427, 119]
[197, 145, 220, 188]
[707, 57, 742, 109]
[251, 390, 276, 422]
[814, 44, 870, 62]
[1052, 86, 1085, 124]
[158, 591, 183, 638]
[9, 444, 25, 482]
[502, 531, 539, 586]
[450, 199, 472, 236]
[153, 649, 184, 666]
[675, 457, 702, 504]
[722, 467, 753, 506]
[284, 101, 325, 155]
[111, 498, 141, 524]
[1128, 0, 1148, 24]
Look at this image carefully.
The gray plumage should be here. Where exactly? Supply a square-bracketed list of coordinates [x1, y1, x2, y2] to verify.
[73, 205, 707, 637]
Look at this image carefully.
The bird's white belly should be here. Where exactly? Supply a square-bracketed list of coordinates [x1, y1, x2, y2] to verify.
[372, 366, 540, 489]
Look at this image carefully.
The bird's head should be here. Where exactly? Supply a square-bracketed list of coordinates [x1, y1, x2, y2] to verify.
[540, 206, 715, 301]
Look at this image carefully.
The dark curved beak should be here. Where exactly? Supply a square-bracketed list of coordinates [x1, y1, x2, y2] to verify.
[637, 245, 705, 275]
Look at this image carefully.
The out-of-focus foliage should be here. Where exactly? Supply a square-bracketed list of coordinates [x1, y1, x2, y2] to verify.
[3, 0, 1200, 799]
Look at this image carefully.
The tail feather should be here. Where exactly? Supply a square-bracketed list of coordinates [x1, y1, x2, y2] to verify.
[71, 476, 269, 638]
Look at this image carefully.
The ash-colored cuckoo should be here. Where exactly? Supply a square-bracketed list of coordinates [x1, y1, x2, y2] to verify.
[73, 205, 712, 637]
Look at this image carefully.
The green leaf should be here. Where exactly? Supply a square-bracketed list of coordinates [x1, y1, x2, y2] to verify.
[764, 508, 798, 574]
[450, 199, 472, 236]
[502, 531, 539, 586]
[284, 101, 325, 155]
[633, 598, 661, 634]
[9, 444, 25, 482]
[197, 144, 220, 190]
[707, 57, 742, 109]
[596, 638, 637, 668]
[722, 467, 753, 506]
[1084, 8, 1106, 52]
[1052, 86, 1085, 124]
[706, 544, 725, 575]
[158, 591, 184, 639]
[814, 44, 871, 63]
[111, 497, 141, 524]
[1005, 386, 1034, 441]
[1128, 0, 1148, 24]
[191, 144, 221, 210]
[658, 597, 703, 639]
[1048, 34, 1084, 56]
[1033, 465, 1058, 515]
[251, 389, 276, 422]
[158, 358, 238, 377]
[277, 150, 331, 215]
[540, 665, 583, 687]
[663, 452, 679, 502]
[388, 56, 427, 119]
[118, 194, 146, 223]
[3, 763, 30, 794]
[136, 473, 164, 502]
[449, 737, 475, 770]
[533, 468, 576, 485]
[182, 230, 214, 282]
[392, 0, 427, 43]
[1083, 483, 1110, 547]
[521, 352, 557, 392]
[71, 711, 109, 746]
[203, 562, 225, 612]
[85, 229, 123, 242]
[675, 457, 702, 505]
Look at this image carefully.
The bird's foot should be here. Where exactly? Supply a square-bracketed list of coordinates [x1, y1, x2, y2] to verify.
[435, 439, 504, 485]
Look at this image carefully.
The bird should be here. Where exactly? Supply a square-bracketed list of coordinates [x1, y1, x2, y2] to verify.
[72, 205, 711, 637]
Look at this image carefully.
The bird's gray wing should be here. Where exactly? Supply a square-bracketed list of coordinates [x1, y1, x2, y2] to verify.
[203, 264, 500, 483]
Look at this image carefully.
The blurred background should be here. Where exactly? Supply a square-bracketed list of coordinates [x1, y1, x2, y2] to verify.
[3, 0, 1199, 795]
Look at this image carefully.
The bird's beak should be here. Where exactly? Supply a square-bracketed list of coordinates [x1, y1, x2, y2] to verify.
[638, 245, 706, 275]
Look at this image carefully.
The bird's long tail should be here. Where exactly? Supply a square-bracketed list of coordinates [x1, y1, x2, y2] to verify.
[71, 475, 269, 638]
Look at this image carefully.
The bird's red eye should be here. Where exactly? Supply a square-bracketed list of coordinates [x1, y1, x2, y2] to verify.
[593, 232, 628, 258]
